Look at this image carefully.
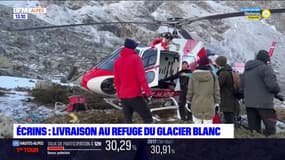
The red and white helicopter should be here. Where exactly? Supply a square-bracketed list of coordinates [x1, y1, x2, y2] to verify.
[10, 8, 285, 120]
[79, 10, 283, 119]
[81, 22, 206, 118]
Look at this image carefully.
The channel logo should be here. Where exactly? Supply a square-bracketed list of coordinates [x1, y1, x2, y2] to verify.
[261, 9, 271, 19]
[12, 140, 20, 147]
[12, 7, 46, 20]
[241, 7, 271, 21]
[240, 7, 261, 12]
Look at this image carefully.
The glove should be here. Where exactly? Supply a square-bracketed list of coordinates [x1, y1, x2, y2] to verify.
[275, 94, 284, 102]
[118, 99, 122, 106]
[215, 104, 220, 113]
[241, 99, 245, 104]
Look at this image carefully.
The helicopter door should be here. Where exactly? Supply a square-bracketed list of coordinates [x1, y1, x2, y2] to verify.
[141, 48, 160, 87]
[159, 51, 180, 80]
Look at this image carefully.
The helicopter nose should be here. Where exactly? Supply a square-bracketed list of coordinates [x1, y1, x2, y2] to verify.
[81, 68, 114, 95]
[86, 76, 115, 96]
[81, 76, 89, 89]
[81, 70, 95, 90]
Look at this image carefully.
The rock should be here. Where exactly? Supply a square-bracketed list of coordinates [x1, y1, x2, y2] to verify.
[65, 1, 84, 10]
[60, 77, 67, 83]
[0, 55, 10, 68]
[0, 46, 6, 54]
[0, 114, 13, 138]
[0, 90, 5, 96]
[35, 80, 53, 89]
[0, 68, 11, 76]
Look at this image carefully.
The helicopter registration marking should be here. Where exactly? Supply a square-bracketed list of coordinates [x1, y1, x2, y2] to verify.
[183, 40, 198, 56]
[152, 90, 179, 98]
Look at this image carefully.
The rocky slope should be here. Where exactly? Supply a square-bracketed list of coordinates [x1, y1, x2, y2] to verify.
[0, 1, 284, 93]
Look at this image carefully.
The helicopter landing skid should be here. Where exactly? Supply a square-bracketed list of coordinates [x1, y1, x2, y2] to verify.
[104, 98, 123, 110]
[149, 97, 181, 120]
[104, 97, 181, 120]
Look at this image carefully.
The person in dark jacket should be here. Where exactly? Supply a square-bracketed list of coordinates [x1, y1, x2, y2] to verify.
[241, 50, 281, 136]
[215, 56, 240, 123]
[114, 38, 153, 123]
[161, 61, 192, 121]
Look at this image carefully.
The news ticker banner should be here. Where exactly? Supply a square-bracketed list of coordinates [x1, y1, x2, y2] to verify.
[2, 139, 285, 160]
[14, 124, 234, 139]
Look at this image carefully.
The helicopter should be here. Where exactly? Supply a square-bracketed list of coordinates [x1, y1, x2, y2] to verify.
[79, 9, 285, 118]
[9, 8, 285, 120]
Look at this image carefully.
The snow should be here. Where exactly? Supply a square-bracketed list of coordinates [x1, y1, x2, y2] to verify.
[0, 76, 69, 123]
[0, 89, 54, 123]
[0, 1, 39, 8]
[151, 0, 285, 69]
[178, 2, 218, 17]
[1, 1, 285, 126]
[35, 4, 79, 25]
[206, 0, 236, 12]
[0, 76, 36, 89]
[51, 79, 76, 87]
[152, 2, 207, 20]
[0, 75, 76, 88]
[106, 1, 145, 21]
[185, 1, 285, 72]
[2, 0, 284, 68]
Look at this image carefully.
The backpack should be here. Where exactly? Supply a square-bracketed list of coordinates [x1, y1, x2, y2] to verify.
[67, 95, 88, 112]
[231, 71, 243, 99]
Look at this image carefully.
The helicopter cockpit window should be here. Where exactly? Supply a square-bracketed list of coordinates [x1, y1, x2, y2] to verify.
[142, 49, 157, 68]
[145, 71, 155, 83]
[96, 48, 122, 71]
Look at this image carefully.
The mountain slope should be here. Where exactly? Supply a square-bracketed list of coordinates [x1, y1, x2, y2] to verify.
[0, 1, 284, 95]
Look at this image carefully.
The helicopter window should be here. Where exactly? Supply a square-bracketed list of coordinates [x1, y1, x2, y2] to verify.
[159, 51, 180, 80]
[96, 48, 122, 71]
[145, 71, 155, 83]
[142, 49, 157, 68]
[100, 78, 116, 95]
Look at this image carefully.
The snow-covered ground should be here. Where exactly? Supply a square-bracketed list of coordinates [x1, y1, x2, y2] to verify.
[0, 91, 53, 123]
[1, 1, 284, 84]
[0, 76, 54, 123]
[1, 1, 285, 129]
[0, 76, 36, 89]
[0, 75, 75, 89]
[0, 0, 38, 8]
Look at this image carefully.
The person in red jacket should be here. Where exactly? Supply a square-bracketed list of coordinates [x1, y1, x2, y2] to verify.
[150, 32, 173, 50]
[114, 38, 153, 123]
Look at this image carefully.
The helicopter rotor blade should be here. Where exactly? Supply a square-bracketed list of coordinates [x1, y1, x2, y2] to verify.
[270, 8, 285, 13]
[7, 8, 285, 31]
[8, 21, 160, 31]
[180, 8, 285, 25]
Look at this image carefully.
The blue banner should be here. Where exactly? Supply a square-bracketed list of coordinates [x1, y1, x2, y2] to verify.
[1, 139, 284, 160]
